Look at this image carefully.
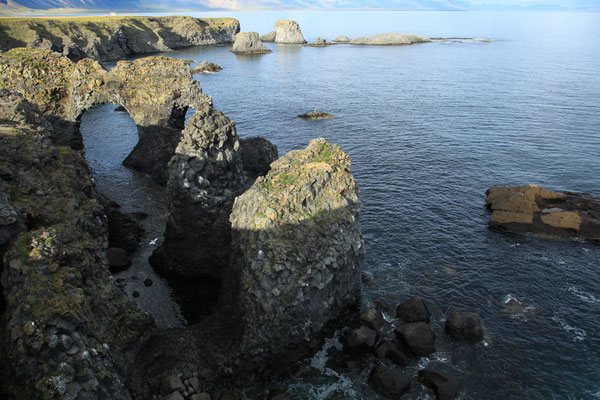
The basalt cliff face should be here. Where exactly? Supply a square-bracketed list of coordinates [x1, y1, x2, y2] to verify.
[0, 90, 152, 400]
[0, 16, 240, 62]
[0, 48, 364, 399]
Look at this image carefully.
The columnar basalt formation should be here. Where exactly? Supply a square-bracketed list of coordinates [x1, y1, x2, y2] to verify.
[0, 48, 211, 184]
[485, 185, 600, 240]
[0, 16, 240, 62]
[228, 138, 365, 361]
[151, 105, 247, 278]
[0, 90, 152, 399]
[274, 20, 307, 44]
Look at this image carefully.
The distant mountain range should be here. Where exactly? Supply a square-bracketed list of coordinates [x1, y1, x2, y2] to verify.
[1, 0, 598, 12]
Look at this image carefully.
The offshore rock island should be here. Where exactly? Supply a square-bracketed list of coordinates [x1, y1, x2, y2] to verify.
[0, 47, 364, 399]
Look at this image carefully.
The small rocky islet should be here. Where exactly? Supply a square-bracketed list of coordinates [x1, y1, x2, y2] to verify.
[0, 14, 597, 400]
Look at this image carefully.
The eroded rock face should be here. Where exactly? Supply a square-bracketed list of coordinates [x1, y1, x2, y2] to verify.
[0, 91, 152, 399]
[0, 16, 240, 62]
[152, 105, 247, 278]
[0, 48, 211, 184]
[229, 137, 364, 361]
[274, 20, 307, 44]
[350, 33, 430, 45]
[239, 137, 279, 181]
[231, 32, 272, 54]
[260, 31, 276, 42]
[485, 185, 600, 241]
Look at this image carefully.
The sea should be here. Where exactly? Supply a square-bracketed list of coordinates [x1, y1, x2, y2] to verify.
[78, 10, 600, 400]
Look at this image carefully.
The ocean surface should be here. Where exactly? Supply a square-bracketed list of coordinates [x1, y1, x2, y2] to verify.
[80, 11, 600, 400]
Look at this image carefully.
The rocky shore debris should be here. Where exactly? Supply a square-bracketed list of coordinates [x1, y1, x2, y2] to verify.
[231, 32, 272, 54]
[260, 31, 276, 42]
[191, 61, 222, 73]
[333, 35, 351, 42]
[350, 33, 430, 45]
[298, 110, 333, 119]
[0, 16, 240, 62]
[485, 184, 600, 241]
[274, 20, 307, 44]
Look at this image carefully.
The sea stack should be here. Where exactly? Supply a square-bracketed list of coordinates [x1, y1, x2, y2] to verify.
[261, 31, 276, 42]
[274, 20, 307, 44]
[231, 32, 272, 54]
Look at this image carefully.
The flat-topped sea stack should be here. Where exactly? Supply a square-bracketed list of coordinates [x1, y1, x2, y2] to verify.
[351, 33, 430, 45]
[274, 20, 307, 44]
[298, 110, 333, 119]
[231, 32, 272, 54]
[485, 185, 600, 241]
[0, 16, 240, 62]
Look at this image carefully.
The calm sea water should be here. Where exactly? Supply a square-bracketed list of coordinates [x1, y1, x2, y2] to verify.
[80, 11, 600, 400]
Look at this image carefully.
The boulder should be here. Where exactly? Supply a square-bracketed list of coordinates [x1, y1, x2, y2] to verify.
[163, 392, 185, 400]
[298, 110, 333, 120]
[445, 310, 484, 342]
[308, 37, 329, 47]
[368, 366, 412, 399]
[350, 33, 430, 45]
[333, 35, 351, 42]
[260, 31, 276, 42]
[355, 308, 385, 331]
[190, 394, 211, 400]
[345, 325, 378, 353]
[229, 137, 364, 361]
[192, 61, 222, 73]
[274, 20, 307, 44]
[161, 375, 186, 396]
[396, 296, 431, 323]
[106, 247, 131, 272]
[418, 370, 462, 400]
[239, 137, 279, 180]
[375, 340, 412, 366]
[231, 32, 272, 54]
[395, 322, 436, 356]
[485, 185, 600, 241]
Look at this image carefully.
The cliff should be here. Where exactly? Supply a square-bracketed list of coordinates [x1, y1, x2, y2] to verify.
[0, 90, 152, 399]
[0, 16, 240, 62]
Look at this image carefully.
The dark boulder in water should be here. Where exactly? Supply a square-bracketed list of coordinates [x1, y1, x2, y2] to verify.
[396, 296, 431, 323]
[445, 310, 484, 342]
[191, 61, 222, 73]
[485, 184, 600, 241]
[418, 369, 462, 400]
[106, 247, 131, 272]
[298, 110, 333, 120]
[375, 340, 412, 366]
[395, 322, 436, 356]
[354, 308, 385, 331]
[368, 366, 412, 398]
[345, 325, 378, 353]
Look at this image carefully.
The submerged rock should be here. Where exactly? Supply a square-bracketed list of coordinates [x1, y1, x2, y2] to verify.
[229, 137, 364, 361]
[395, 322, 436, 356]
[192, 61, 222, 73]
[274, 20, 307, 44]
[231, 32, 272, 54]
[368, 366, 412, 398]
[445, 310, 484, 342]
[350, 33, 430, 45]
[333, 35, 351, 42]
[298, 110, 333, 120]
[418, 370, 462, 400]
[261, 31, 276, 42]
[396, 296, 431, 323]
[485, 184, 600, 241]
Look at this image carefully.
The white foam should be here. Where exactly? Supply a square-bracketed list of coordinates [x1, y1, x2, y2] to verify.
[568, 286, 600, 305]
[552, 315, 586, 342]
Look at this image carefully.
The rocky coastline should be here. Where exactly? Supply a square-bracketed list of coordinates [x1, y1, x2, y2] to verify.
[0, 16, 240, 62]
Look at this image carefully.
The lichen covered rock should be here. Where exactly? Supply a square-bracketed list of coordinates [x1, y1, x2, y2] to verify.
[0, 90, 152, 399]
[274, 20, 307, 44]
[231, 32, 272, 54]
[191, 61, 222, 73]
[229, 137, 364, 360]
[485, 184, 600, 240]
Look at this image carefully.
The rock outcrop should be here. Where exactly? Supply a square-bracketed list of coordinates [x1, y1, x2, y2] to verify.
[0, 16, 240, 62]
[231, 32, 272, 54]
[228, 137, 364, 361]
[260, 31, 276, 42]
[0, 90, 152, 399]
[298, 110, 333, 120]
[239, 137, 279, 181]
[485, 185, 600, 241]
[0, 48, 211, 184]
[274, 20, 307, 44]
[333, 35, 351, 42]
[350, 33, 430, 45]
[191, 61, 222, 73]
[307, 38, 330, 47]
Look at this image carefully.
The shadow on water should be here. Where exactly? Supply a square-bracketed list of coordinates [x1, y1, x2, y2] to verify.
[79, 102, 220, 328]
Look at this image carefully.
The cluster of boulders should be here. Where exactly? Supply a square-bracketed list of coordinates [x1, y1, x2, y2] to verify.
[486, 184, 600, 241]
[337, 296, 483, 399]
